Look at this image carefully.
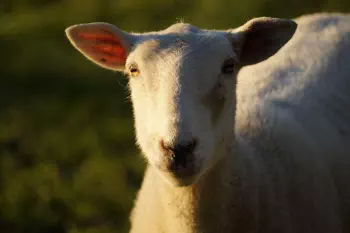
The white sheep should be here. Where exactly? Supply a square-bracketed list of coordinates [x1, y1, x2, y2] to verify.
[65, 13, 350, 233]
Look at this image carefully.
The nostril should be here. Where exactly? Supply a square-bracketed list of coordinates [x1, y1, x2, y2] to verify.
[160, 139, 172, 153]
[159, 138, 198, 175]
[175, 139, 198, 155]
[160, 138, 198, 155]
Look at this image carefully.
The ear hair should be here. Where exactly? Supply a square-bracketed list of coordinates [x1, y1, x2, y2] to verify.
[65, 23, 138, 71]
[227, 17, 297, 66]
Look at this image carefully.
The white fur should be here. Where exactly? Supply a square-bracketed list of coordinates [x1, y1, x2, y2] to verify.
[130, 13, 350, 233]
[66, 13, 350, 233]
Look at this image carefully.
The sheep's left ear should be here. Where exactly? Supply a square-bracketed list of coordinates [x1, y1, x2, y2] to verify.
[228, 17, 297, 66]
[65, 23, 137, 71]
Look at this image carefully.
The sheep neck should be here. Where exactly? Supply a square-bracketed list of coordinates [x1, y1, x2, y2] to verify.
[153, 144, 256, 233]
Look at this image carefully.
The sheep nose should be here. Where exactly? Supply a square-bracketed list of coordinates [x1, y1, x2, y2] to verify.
[160, 138, 198, 167]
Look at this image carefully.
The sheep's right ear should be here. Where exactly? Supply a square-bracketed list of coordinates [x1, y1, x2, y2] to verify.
[65, 23, 137, 71]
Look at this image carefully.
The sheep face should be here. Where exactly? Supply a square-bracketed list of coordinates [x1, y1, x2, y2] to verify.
[126, 31, 237, 186]
[65, 18, 297, 186]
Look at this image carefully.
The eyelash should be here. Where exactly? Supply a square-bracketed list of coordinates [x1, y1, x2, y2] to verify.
[124, 58, 235, 78]
[124, 63, 140, 78]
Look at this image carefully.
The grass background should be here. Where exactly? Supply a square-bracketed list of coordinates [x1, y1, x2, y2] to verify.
[0, 0, 349, 232]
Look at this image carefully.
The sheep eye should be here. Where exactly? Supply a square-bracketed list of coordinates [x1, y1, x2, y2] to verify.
[221, 57, 235, 74]
[129, 63, 140, 77]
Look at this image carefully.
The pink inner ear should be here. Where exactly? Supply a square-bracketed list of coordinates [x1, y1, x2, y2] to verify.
[77, 30, 127, 65]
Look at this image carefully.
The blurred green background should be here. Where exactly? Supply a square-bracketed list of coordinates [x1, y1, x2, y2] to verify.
[0, 0, 349, 232]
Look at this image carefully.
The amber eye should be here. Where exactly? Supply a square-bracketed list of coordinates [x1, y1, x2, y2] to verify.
[129, 63, 140, 77]
[221, 57, 235, 74]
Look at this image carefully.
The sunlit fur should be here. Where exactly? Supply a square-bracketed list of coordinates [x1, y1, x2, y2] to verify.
[66, 13, 350, 233]
[127, 30, 237, 186]
[130, 13, 350, 233]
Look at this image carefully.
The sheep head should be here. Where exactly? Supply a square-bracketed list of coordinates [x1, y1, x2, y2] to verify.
[65, 18, 297, 186]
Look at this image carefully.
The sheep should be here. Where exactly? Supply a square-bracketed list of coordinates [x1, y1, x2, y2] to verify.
[65, 12, 350, 233]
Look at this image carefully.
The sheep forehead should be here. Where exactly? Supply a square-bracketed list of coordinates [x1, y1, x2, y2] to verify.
[130, 29, 232, 70]
[161, 22, 200, 34]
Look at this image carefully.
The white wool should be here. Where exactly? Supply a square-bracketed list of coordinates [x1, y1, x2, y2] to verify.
[131, 13, 350, 233]
[66, 13, 350, 233]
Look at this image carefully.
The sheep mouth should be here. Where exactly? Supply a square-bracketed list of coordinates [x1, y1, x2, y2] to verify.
[167, 156, 197, 178]
[154, 154, 201, 185]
